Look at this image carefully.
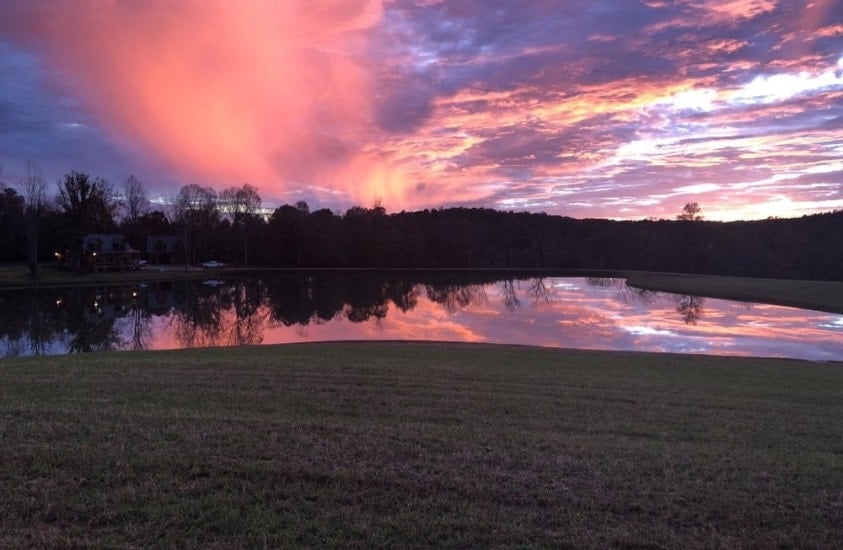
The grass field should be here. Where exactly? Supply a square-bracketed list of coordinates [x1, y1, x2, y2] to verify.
[626, 271, 843, 314]
[1, 342, 841, 547]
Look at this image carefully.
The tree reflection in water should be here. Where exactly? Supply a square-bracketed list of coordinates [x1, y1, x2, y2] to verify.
[343, 276, 393, 324]
[500, 279, 521, 312]
[586, 277, 658, 305]
[128, 305, 153, 351]
[169, 278, 271, 348]
[0, 288, 58, 356]
[170, 282, 224, 348]
[0, 274, 560, 355]
[0, 273, 741, 356]
[528, 278, 552, 304]
[225, 278, 269, 346]
[0, 288, 60, 357]
[425, 283, 487, 314]
[675, 295, 705, 325]
[587, 277, 705, 323]
[66, 288, 128, 353]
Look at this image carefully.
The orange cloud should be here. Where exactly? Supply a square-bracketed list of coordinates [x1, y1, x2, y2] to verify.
[8, 0, 408, 206]
[2, 1, 840, 220]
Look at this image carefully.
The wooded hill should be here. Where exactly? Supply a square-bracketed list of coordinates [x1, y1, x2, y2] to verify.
[258, 206, 843, 280]
[2, 178, 841, 280]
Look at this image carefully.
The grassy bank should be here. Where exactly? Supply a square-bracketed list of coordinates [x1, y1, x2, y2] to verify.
[0, 263, 231, 289]
[1, 342, 841, 547]
[626, 271, 843, 314]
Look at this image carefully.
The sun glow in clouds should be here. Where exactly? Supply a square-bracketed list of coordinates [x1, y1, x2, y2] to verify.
[730, 59, 843, 105]
[0, 2, 841, 219]
[0, 0, 416, 207]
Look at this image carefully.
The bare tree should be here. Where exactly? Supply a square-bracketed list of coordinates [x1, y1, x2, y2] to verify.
[122, 174, 149, 225]
[677, 202, 703, 221]
[172, 183, 219, 266]
[221, 183, 261, 265]
[20, 161, 46, 278]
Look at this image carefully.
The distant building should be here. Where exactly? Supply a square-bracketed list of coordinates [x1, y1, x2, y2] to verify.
[146, 235, 188, 265]
[82, 234, 142, 272]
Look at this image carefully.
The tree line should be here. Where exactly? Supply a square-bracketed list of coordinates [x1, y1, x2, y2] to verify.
[1, 170, 841, 280]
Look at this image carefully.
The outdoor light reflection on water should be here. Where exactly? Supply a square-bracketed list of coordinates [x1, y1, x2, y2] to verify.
[1, 276, 841, 362]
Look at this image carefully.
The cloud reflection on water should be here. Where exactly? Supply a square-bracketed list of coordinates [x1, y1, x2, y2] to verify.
[148, 276, 842, 362]
[2, 276, 840, 361]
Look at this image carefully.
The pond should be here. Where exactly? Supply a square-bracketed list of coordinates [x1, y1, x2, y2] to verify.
[1, 273, 841, 361]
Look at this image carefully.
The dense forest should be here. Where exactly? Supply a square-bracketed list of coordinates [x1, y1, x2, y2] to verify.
[1, 170, 842, 280]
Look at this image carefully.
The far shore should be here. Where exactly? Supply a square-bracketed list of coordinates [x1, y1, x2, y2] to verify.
[2, 262, 842, 314]
[625, 271, 843, 314]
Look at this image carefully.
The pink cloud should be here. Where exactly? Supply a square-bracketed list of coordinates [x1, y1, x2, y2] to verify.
[689, 0, 778, 20]
[1, 1, 840, 220]
[0, 0, 414, 206]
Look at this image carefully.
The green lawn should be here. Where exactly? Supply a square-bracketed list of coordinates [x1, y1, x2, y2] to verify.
[1, 342, 841, 547]
[626, 271, 843, 314]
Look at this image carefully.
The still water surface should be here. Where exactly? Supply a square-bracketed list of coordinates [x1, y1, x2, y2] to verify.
[1, 274, 840, 361]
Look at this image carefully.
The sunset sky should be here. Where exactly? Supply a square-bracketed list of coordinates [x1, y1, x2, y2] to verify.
[0, 0, 841, 220]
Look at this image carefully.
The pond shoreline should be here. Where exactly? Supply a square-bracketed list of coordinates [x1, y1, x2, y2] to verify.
[626, 271, 843, 314]
[3, 263, 842, 314]
[0, 263, 630, 290]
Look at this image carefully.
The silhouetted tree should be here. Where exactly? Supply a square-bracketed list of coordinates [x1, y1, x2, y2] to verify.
[677, 202, 703, 221]
[20, 161, 46, 277]
[121, 175, 149, 225]
[301, 208, 344, 266]
[172, 184, 220, 265]
[0, 185, 25, 262]
[221, 183, 261, 265]
[266, 204, 310, 266]
[56, 171, 118, 272]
